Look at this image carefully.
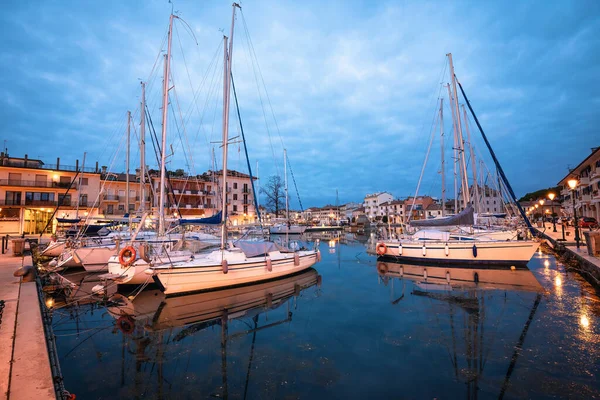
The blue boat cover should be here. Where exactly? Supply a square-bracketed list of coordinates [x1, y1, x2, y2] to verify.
[178, 211, 223, 226]
[56, 218, 81, 224]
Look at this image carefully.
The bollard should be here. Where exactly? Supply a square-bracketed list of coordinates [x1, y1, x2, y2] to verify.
[1, 236, 4, 254]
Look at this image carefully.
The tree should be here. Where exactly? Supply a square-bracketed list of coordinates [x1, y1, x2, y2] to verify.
[260, 175, 285, 216]
[518, 186, 561, 202]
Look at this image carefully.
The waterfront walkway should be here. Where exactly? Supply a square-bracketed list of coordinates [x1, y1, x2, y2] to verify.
[0, 241, 54, 400]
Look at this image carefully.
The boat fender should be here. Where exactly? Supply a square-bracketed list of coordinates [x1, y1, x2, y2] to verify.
[294, 283, 301, 296]
[472, 245, 478, 258]
[398, 244, 403, 255]
[376, 243, 387, 256]
[446, 271, 451, 283]
[266, 257, 272, 272]
[422, 244, 426, 256]
[399, 266, 403, 277]
[116, 316, 135, 335]
[377, 262, 389, 275]
[445, 243, 449, 256]
[474, 272, 479, 283]
[294, 253, 300, 266]
[423, 268, 428, 280]
[222, 259, 228, 274]
[266, 292, 273, 307]
[317, 275, 322, 287]
[316, 250, 321, 262]
[119, 246, 137, 267]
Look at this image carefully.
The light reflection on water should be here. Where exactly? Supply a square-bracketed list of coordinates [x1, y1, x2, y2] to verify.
[46, 234, 600, 399]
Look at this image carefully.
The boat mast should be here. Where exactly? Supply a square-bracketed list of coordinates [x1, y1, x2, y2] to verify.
[159, 14, 175, 236]
[440, 98, 445, 217]
[284, 149, 289, 222]
[140, 82, 146, 213]
[126, 110, 131, 215]
[220, 3, 240, 250]
[462, 104, 480, 214]
[447, 53, 470, 209]
[445, 83, 459, 214]
[75, 152, 86, 218]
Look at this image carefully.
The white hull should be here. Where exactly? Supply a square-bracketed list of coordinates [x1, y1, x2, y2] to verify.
[41, 241, 66, 257]
[74, 246, 119, 272]
[377, 239, 540, 264]
[152, 249, 320, 296]
[107, 251, 196, 285]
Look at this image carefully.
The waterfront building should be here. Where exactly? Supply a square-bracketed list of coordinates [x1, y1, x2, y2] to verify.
[0, 153, 101, 234]
[557, 146, 600, 222]
[457, 185, 505, 214]
[303, 205, 341, 225]
[99, 170, 152, 217]
[340, 202, 361, 223]
[363, 192, 393, 221]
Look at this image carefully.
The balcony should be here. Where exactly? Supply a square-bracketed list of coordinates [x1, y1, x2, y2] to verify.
[582, 194, 592, 203]
[103, 195, 119, 201]
[0, 179, 77, 189]
[591, 168, 600, 183]
[135, 196, 151, 201]
[579, 176, 590, 185]
[242, 188, 250, 194]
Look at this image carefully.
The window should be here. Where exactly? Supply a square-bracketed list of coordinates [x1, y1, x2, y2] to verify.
[5, 191, 21, 205]
[232, 205, 238, 212]
[8, 173, 21, 185]
[233, 194, 238, 201]
[118, 204, 125, 211]
[129, 204, 135, 212]
[80, 194, 88, 207]
[58, 194, 71, 205]
[81, 178, 89, 186]
[107, 205, 114, 214]
[243, 205, 248, 214]
[233, 183, 238, 189]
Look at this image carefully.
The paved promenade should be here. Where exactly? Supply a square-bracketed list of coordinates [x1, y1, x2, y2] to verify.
[0, 241, 54, 400]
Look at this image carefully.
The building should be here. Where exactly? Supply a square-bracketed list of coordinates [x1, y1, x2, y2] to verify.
[363, 192, 393, 221]
[99, 170, 152, 217]
[557, 146, 600, 222]
[0, 152, 101, 234]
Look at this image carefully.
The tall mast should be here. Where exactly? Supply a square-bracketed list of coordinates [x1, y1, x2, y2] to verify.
[439, 98, 445, 217]
[462, 105, 480, 214]
[75, 152, 86, 218]
[256, 160, 260, 213]
[284, 149, 289, 221]
[220, 2, 240, 250]
[446, 84, 459, 214]
[126, 110, 131, 215]
[447, 53, 470, 209]
[140, 82, 146, 213]
[159, 14, 175, 235]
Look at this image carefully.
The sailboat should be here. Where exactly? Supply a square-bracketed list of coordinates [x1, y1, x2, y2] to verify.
[109, 4, 320, 294]
[269, 149, 307, 235]
[376, 53, 539, 265]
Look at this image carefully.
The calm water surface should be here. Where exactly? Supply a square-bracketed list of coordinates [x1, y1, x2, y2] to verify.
[47, 234, 600, 399]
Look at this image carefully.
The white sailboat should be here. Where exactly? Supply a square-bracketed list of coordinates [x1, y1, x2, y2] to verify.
[269, 149, 307, 235]
[376, 53, 539, 265]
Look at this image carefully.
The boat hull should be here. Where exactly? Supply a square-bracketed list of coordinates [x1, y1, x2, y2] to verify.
[376, 240, 540, 265]
[269, 225, 307, 234]
[153, 250, 320, 296]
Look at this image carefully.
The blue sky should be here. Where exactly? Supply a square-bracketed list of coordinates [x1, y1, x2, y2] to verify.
[2, 1, 599, 208]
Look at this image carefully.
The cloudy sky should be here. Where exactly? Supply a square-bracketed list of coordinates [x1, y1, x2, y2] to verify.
[2, 0, 599, 208]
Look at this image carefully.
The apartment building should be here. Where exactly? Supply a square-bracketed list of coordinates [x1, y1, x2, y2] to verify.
[99, 170, 152, 217]
[363, 192, 393, 221]
[0, 153, 101, 234]
[558, 146, 600, 221]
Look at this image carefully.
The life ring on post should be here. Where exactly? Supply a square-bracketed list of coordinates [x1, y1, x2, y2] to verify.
[118, 246, 137, 266]
[376, 243, 387, 256]
[377, 262, 389, 275]
[116, 316, 135, 335]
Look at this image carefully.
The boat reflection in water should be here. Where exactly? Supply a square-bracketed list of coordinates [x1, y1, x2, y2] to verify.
[374, 260, 545, 399]
[108, 268, 321, 332]
[375, 261, 544, 292]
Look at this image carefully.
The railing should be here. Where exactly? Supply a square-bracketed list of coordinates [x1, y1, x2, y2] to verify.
[0, 160, 97, 173]
[0, 179, 77, 189]
[242, 188, 250, 193]
[591, 168, 600, 181]
[580, 176, 590, 185]
[102, 195, 119, 201]
[581, 194, 592, 202]
[135, 196, 151, 201]
[204, 204, 216, 209]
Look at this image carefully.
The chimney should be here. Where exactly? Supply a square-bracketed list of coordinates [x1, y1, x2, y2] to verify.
[24, 154, 28, 168]
[75, 159, 79, 172]
[95, 161, 99, 173]
[56, 157, 60, 170]
[101, 165, 107, 174]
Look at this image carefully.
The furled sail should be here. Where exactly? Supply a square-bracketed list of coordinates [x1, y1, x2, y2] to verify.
[411, 204, 474, 227]
[178, 211, 223, 226]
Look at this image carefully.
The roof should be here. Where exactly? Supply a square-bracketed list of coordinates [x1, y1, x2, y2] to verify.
[557, 146, 600, 185]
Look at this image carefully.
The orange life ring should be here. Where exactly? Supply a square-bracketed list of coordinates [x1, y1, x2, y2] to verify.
[116, 316, 135, 335]
[118, 246, 136, 266]
[376, 242, 387, 256]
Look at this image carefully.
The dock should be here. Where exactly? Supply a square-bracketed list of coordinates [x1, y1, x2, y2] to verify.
[536, 222, 600, 287]
[0, 240, 54, 400]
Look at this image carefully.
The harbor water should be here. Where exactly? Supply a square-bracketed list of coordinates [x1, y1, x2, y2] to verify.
[44, 233, 600, 399]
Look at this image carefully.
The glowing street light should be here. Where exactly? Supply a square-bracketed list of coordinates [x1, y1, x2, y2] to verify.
[567, 178, 581, 249]
[548, 192, 557, 232]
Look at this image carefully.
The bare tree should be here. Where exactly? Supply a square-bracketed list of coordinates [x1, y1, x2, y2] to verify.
[260, 175, 285, 216]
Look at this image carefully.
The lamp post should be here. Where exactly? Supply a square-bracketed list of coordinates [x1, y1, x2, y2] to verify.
[548, 192, 557, 232]
[539, 199, 545, 226]
[567, 178, 580, 249]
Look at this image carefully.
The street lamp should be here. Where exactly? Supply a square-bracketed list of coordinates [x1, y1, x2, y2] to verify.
[548, 192, 557, 232]
[539, 199, 545, 225]
[567, 178, 580, 249]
